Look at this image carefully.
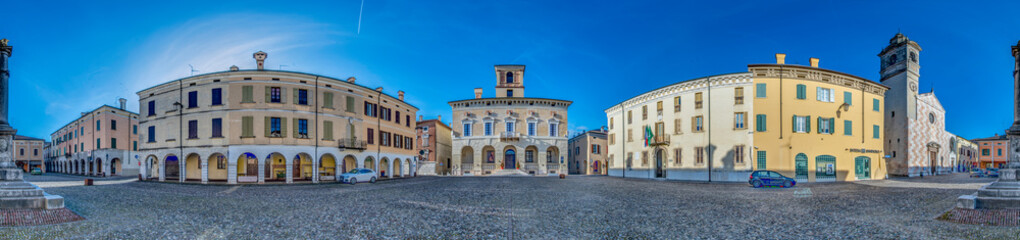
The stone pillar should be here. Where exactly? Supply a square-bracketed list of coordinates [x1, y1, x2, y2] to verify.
[285, 157, 293, 183]
[1008, 42, 1020, 169]
[311, 157, 319, 183]
[158, 158, 165, 182]
[201, 157, 208, 184]
[257, 156, 265, 184]
[179, 159, 185, 183]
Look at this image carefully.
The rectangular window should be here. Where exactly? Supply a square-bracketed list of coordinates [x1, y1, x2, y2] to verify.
[270, 87, 282, 103]
[998, 149, 1002, 156]
[270, 117, 281, 135]
[528, 122, 536, 136]
[844, 120, 853, 136]
[674, 118, 682, 134]
[484, 122, 493, 136]
[297, 89, 308, 105]
[627, 111, 632, 124]
[695, 147, 704, 164]
[96, 120, 101, 130]
[133, 125, 137, 134]
[549, 123, 558, 137]
[674, 148, 681, 165]
[734, 87, 744, 105]
[793, 115, 810, 133]
[211, 118, 223, 138]
[111, 138, 117, 149]
[323, 92, 333, 109]
[674, 96, 681, 112]
[111, 120, 117, 130]
[641, 151, 648, 166]
[133, 141, 137, 151]
[463, 123, 472, 137]
[756, 83, 767, 98]
[873, 125, 880, 139]
[818, 117, 834, 134]
[188, 120, 198, 139]
[755, 114, 766, 132]
[240, 86, 254, 103]
[346, 96, 355, 112]
[693, 116, 704, 132]
[367, 128, 375, 144]
[323, 121, 333, 140]
[506, 122, 514, 133]
[147, 100, 155, 116]
[241, 116, 254, 137]
[526, 150, 534, 162]
[627, 129, 633, 142]
[211, 88, 222, 106]
[396, 111, 401, 124]
[96, 138, 101, 149]
[873, 99, 880, 111]
[188, 91, 198, 108]
[843, 91, 852, 105]
[507, 89, 513, 97]
[642, 105, 648, 120]
[816, 87, 834, 102]
[983, 149, 990, 156]
[796, 84, 806, 99]
[734, 112, 746, 129]
[695, 92, 703, 109]
[756, 151, 766, 169]
[298, 119, 308, 137]
[734, 145, 744, 163]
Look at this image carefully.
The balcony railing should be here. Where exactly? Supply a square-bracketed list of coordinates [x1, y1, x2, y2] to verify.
[650, 135, 669, 146]
[499, 132, 521, 142]
[338, 138, 367, 150]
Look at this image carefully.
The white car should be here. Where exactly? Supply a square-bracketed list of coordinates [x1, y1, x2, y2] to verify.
[340, 168, 376, 184]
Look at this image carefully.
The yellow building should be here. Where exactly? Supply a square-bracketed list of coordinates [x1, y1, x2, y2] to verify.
[750, 54, 889, 182]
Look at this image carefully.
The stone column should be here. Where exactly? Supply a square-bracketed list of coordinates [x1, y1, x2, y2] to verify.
[257, 156, 265, 184]
[201, 157, 208, 184]
[311, 157, 319, 183]
[285, 157, 293, 183]
[1009, 43, 1020, 169]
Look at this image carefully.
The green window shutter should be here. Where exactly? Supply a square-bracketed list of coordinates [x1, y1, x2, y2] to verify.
[756, 151, 766, 170]
[816, 117, 822, 133]
[280, 87, 287, 104]
[346, 96, 355, 112]
[281, 117, 288, 138]
[324, 92, 333, 108]
[756, 83, 767, 98]
[828, 118, 835, 135]
[349, 123, 356, 139]
[844, 120, 852, 136]
[873, 99, 880, 111]
[873, 125, 880, 139]
[264, 117, 271, 137]
[265, 86, 271, 103]
[243, 116, 253, 137]
[324, 121, 333, 140]
[791, 115, 797, 132]
[755, 114, 766, 132]
[242, 86, 253, 103]
[293, 88, 299, 104]
[292, 118, 299, 138]
[844, 91, 852, 105]
[796, 84, 806, 99]
[805, 115, 811, 132]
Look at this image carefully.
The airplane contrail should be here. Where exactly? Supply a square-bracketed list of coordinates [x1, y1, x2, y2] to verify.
[357, 0, 364, 34]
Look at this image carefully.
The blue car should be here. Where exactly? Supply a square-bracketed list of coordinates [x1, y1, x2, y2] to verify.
[749, 170, 796, 188]
[969, 168, 985, 178]
[987, 168, 1000, 178]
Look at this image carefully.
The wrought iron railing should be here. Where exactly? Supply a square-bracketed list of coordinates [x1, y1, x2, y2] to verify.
[499, 132, 520, 142]
[338, 138, 367, 150]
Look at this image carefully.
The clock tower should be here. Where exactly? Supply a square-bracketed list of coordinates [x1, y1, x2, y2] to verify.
[879, 33, 922, 174]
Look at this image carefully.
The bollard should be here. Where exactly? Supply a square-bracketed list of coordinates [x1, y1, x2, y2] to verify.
[559, 174, 566, 179]
[84, 178, 93, 186]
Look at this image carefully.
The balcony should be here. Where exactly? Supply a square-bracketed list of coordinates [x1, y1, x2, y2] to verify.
[649, 135, 669, 146]
[338, 138, 367, 151]
[499, 132, 520, 142]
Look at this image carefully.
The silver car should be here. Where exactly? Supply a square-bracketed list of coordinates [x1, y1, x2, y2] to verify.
[340, 168, 376, 184]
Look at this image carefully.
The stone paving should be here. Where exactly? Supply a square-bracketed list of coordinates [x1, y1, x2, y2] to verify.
[0, 173, 1017, 239]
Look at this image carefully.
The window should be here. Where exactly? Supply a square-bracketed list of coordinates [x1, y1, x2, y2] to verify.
[133, 141, 137, 151]
[641, 151, 648, 166]
[674, 97, 681, 112]
[241, 116, 254, 138]
[910, 51, 917, 63]
[217, 156, 226, 169]
[674, 148, 681, 164]
[816, 87, 834, 102]
[19, 149, 23, 156]
[364, 102, 377, 117]
[367, 128, 374, 144]
[484, 122, 492, 136]
[323, 121, 334, 140]
[695, 92, 703, 109]
[998, 149, 1002, 156]
[627, 111, 632, 124]
[695, 147, 704, 164]
[843, 91, 852, 105]
[241, 86, 254, 103]
[693, 116, 704, 132]
[756, 83, 767, 98]
[298, 119, 309, 137]
[818, 117, 834, 134]
[793, 115, 810, 133]
[270, 87, 282, 103]
[133, 125, 137, 134]
[756, 151, 766, 169]
[396, 111, 401, 124]
[188, 120, 198, 139]
[33, 149, 38, 156]
[796, 84, 806, 99]
[656, 101, 663, 116]
[111, 138, 117, 148]
[297, 89, 308, 105]
[346, 96, 355, 112]
[609, 134, 615, 145]
[627, 129, 633, 142]
[549, 123, 558, 137]
[755, 114, 766, 132]
[406, 115, 411, 127]
[463, 123, 472, 137]
[929, 113, 935, 124]
[270, 117, 281, 135]
[674, 119, 682, 134]
[211, 118, 222, 138]
[734, 87, 744, 104]
[147, 100, 155, 116]
[873, 99, 880, 111]
[507, 90, 513, 97]
[322, 92, 334, 109]
[528, 122, 536, 136]
[609, 118, 614, 130]
[983, 149, 990, 156]
[734, 145, 745, 163]
[188, 91, 198, 108]
[96, 120, 101, 130]
[526, 150, 534, 162]
[96, 138, 101, 149]
[211, 88, 222, 106]
[734, 112, 746, 129]
[873, 125, 880, 139]
[111, 120, 117, 130]
[505, 121, 514, 133]
[642, 105, 647, 120]
[506, 72, 514, 83]
[844, 120, 853, 136]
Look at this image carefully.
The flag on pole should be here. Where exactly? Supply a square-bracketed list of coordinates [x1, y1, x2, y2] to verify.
[644, 125, 653, 147]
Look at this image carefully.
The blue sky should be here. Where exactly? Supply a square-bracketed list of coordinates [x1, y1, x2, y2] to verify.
[2, 0, 1020, 140]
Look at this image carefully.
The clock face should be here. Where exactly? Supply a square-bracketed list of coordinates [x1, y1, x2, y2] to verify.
[909, 82, 917, 91]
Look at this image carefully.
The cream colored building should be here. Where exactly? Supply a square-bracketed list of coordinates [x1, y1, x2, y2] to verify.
[606, 73, 754, 181]
[49, 102, 141, 177]
[136, 51, 418, 184]
[14, 135, 45, 172]
[567, 129, 608, 175]
[450, 65, 570, 176]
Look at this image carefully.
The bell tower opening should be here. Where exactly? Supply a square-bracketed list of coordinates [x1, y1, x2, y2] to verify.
[495, 65, 525, 98]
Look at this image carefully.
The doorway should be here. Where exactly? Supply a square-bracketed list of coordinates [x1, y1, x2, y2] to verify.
[655, 149, 664, 178]
[504, 149, 516, 169]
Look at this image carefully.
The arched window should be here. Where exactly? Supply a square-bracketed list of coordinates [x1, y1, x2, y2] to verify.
[506, 72, 514, 83]
[795, 153, 808, 179]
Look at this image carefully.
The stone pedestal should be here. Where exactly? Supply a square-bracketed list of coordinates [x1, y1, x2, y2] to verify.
[0, 133, 65, 210]
[957, 168, 1020, 209]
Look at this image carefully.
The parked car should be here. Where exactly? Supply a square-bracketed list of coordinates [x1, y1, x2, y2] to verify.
[970, 168, 985, 178]
[749, 170, 796, 188]
[30, 167, 42, 175]
[340, 168, 377, 185]
[986, 168, 1000, 178]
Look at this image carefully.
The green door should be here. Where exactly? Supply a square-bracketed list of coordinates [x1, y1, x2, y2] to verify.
[795, 153, 808, 179]
[815, 155, 836, 181]
[855, 156, 870, 179]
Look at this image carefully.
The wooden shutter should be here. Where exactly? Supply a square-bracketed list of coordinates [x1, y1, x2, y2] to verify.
[805, 116, 810, 132]
[323, 121, 333, 140]
[828, 118, 835, 135]
[293, 118, 299, 138]
[844, 91, 852, 105]
[791, 115, 797, 132]
[280, 87, 287, 103]
[816, 117, 822, 133]
[346, 96, 355, 112]
[281, 117, 288, 138]
[294, 88, 300, 104]
[264, 117, 271, 137]
[265, 86, 271, 102]
[242, 116, 253, 137]
[243, 86, 253, 103]
[691, 117, 696, 132]
[324, 92, 333, 108]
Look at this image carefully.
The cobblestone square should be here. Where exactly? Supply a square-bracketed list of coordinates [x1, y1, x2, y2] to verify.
[0, 174, 1017, 239]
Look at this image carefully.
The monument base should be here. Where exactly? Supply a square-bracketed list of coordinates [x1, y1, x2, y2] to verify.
[957, 168, 1020, 209]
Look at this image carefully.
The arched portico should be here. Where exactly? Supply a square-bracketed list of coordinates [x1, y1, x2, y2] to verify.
[185, 153, 201, 182]
[110, 158, 122, 176]
[319, 154, 337, 181]
[343, 155, 357, 173]
[236, 152, 259, 183]
[380, 157, 390, 178]
[394, 158, 403, 177]
[293, 153, 313, 182]
[208, 153, 228, 182]
[164, 155, 180, 180]
[266, 153, 286, 182]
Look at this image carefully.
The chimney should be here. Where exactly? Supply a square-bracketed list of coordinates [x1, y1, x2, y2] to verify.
[229, 65, 239, 71]
[438, 115, 442, 122]
[809, 58, 819, 68]
[375, 87, 383, 92]
[474, 88, 483, 99]
[398, 91, 405, 101]
[418, 115, 423, 122]
[775, 53, 786, 64]
[81, 112, 88, 117]
[347, 77, 356, 83]
[118, 98, 126, 110]
[253, 51, 267, 70]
